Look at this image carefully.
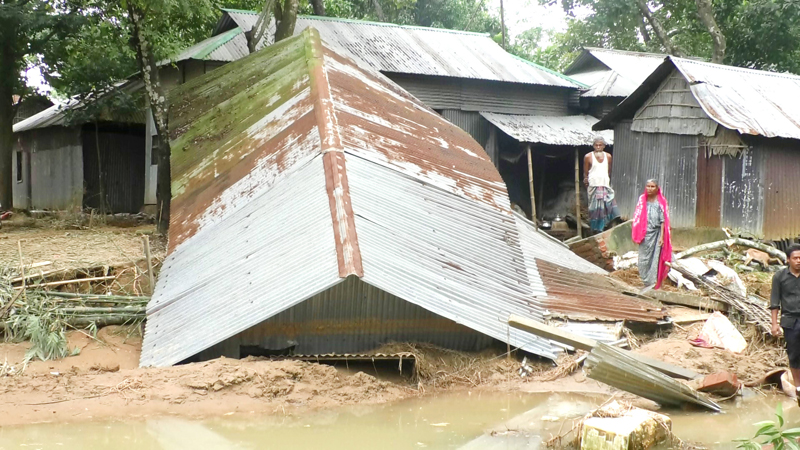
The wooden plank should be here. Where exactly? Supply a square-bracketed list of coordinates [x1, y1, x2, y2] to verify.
[648, 290, 730, 312]
[508, 314, 699, 380]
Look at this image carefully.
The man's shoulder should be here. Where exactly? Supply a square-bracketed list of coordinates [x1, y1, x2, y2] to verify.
[774, 267, 789, 280]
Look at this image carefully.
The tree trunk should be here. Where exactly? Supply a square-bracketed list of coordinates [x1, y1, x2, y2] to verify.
[275, 0, 299, 42]
[248, 0, 276, 53]
[694, 0, 725, 63]
[634, 0, 683, 57]
[128, 4, 171, 235]
[309, 0, 325, 16]
[0, 45, 15, 212]
[372, 0, 385, 21]
[639, 17, 651, 43]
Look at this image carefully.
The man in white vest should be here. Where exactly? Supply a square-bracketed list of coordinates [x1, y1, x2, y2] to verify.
[583, 136, 620, 233]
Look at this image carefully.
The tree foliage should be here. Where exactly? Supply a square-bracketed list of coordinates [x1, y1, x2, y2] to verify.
[537, 0, 800, 73]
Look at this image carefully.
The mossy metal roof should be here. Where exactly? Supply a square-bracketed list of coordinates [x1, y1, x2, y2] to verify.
[140, 28, 555, 367]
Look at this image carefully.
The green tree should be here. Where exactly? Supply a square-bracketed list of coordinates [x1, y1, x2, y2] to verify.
[0, 0, 86, 212]
[540, 0, 800, 73]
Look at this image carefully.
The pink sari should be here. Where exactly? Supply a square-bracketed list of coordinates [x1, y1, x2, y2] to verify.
[631, 187, 672, 289]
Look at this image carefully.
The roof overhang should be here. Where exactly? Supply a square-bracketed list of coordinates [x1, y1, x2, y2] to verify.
[482, 112, 613, 146]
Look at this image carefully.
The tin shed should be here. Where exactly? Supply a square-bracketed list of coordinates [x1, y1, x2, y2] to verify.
[140, 29, 559, 367]
[595, 57, 800, 243]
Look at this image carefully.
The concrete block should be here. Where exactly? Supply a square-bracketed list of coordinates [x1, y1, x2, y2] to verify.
[581, 406, 671, 450]
[698, 371, 741, 397]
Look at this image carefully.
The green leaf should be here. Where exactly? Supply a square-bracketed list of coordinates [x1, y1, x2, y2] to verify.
[755, 424, 780, 438]
[785, 438, 800, 450]
[778, 402, 785, 428]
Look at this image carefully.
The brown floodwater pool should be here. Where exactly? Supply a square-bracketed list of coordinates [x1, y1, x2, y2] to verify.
[0, 390, 796, 449]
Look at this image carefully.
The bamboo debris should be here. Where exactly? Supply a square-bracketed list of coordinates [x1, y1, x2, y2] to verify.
[38, 291, 149, 301]
[668, 262, 771, 334]
[13, 275, 117, 290]
[675, 238, 786, 263]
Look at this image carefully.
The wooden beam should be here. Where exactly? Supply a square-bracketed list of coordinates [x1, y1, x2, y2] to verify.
[647, 290, 731, 312]
[574, 148, 582, 239]
[508, 314, 699, 379]
[527, 144, 537, 225]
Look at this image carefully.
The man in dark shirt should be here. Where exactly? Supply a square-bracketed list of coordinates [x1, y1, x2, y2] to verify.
[770, 244, 800, 404]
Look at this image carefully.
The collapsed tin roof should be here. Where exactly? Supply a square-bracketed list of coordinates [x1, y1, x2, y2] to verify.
[140, 28, 557, 367]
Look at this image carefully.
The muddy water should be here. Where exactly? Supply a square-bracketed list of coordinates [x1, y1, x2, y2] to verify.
[0, 392, 797, 449]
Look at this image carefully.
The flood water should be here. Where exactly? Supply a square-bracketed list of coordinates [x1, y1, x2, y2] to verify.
[1, 391, 798, 449]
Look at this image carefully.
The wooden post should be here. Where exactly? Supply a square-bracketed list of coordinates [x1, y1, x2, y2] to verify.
[527, 144, 537, 226]
[574, 147, 583, 239]
[142, 235, 155, 295]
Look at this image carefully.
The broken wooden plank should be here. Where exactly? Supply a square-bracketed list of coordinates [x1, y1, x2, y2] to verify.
[647, 290, 730, 312]
[508, 314, 699, 380]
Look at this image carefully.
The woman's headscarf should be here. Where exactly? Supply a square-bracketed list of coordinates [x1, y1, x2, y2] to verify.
[631, 179, 673, 289]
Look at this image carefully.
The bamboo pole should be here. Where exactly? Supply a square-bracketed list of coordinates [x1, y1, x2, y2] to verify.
[13, 275, 116, 290]
[526, 144, 537, 226]
[574, 148, 583, 239]
[17, 240, 26, 300]
[142, 235, 155, 295]
[37, 291, 149, 301]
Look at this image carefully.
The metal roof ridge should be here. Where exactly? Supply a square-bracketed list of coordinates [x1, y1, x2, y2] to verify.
[508, 54, 587, 88]
[305, 28, 364, 278]
[671, 55, 800, 81]
[192, 27, 242, 60]
[220, 8, 491, 37]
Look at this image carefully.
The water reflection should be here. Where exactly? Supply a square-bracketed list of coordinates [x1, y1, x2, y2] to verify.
[0, 391, 795, 449]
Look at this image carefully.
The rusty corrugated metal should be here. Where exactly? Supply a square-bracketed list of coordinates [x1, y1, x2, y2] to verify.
[695, 148, 723, 228]
[141, 29, 555, 367]
[215, 9, 580, 88]
[536, 260, 667, 323]
[673, 58, 800, 140]
[720, 148, 763, 237]
[480, 113, 613, 146]
[757, 138, 800, 240]
[609, 123, 698, 227]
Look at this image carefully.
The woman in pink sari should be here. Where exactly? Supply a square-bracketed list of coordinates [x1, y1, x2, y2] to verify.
[631, 179, 672, 291]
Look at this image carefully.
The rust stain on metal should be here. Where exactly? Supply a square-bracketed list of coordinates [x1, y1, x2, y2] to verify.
[306, 29, 363, 277]
[536, 259, 666, 323]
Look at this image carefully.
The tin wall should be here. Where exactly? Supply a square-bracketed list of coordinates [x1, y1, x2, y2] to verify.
[753, 137, 800, 240]
[210, 276, 494, 356]
[611, 122, 698, 227]
[389, 74, 571, 115]
[720, 147, 763, 237]
[82, 124, 146, 213]
[13, 126, 83, 211]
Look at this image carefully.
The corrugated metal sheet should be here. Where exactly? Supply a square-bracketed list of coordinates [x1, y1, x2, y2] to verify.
[760, 138, 800, 240]
[480, 113, 613, 146]
[695, 149, 723, 228]
[13, 127, 83, 210]
[82, 125, 146, 213]
[513, 211, 606, 275]
[610, 123, 698, 228]
[348, 156, 553, 358]
[673, 58, 800, 140]
[441, 110, 491, 149]
[721, 148, 763, 236]
[141, 157, 343, 367]
[597, 56, 800, 141]
[537, 259, 667, 323]
[216, 9, 580, 88]
[387, 75, 572, 115]
[564, 48, 666, 98]
[631, 71, 718, 136]
[13, 80, 146, 133]
[141, 29, 555, 367]
[169, 27, 249, 63]
[219, 276, 494, 355]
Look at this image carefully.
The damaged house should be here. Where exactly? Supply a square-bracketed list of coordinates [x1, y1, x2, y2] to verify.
[140, 29, 664, 367]
[595, 57, 800, 246]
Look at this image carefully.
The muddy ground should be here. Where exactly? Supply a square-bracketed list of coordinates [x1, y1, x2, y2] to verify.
[0, 218, 789, 427]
